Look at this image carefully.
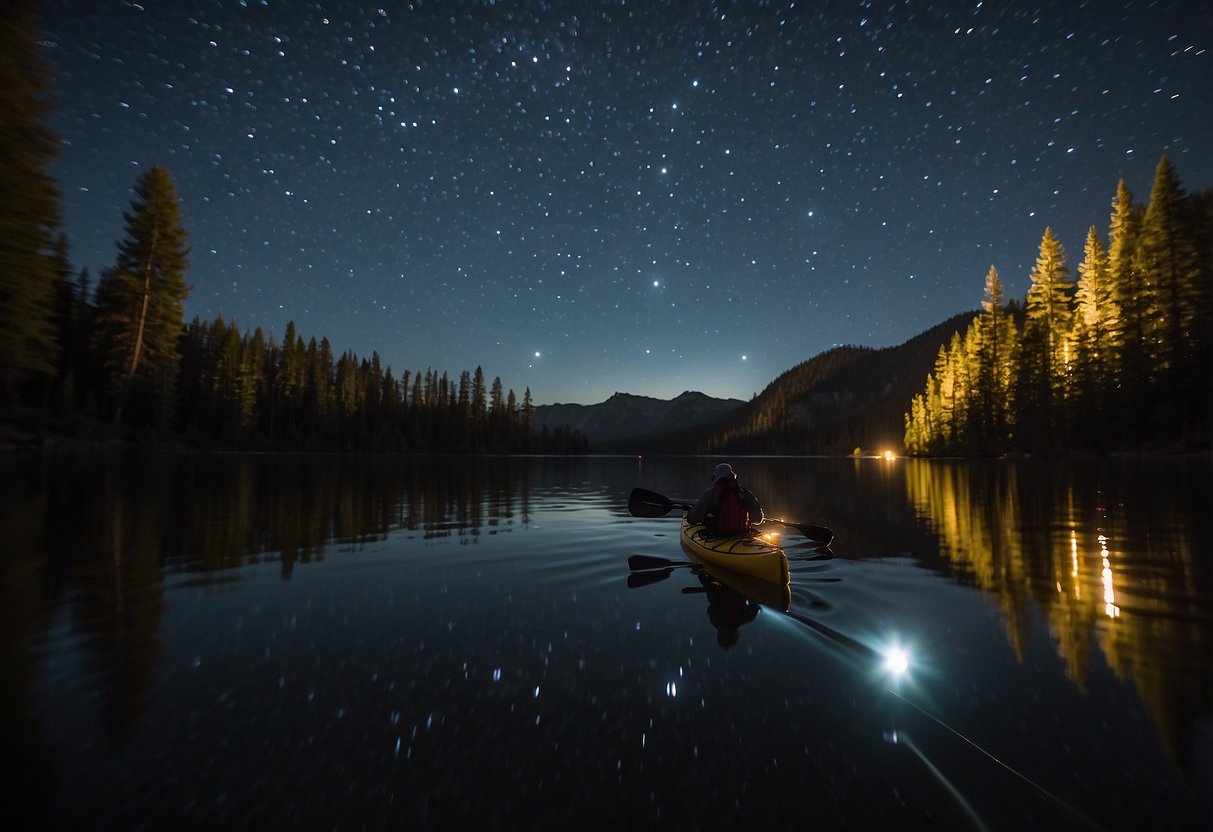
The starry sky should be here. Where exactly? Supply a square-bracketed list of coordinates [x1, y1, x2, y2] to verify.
[40, 0, 1213, 405]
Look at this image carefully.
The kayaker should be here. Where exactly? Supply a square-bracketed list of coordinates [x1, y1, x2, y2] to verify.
[687, 463, 763, 536]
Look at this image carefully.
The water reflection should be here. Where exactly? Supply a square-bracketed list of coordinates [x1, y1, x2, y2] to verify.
[0, 450, 587, 824]
[3, 451, 1209, 829]
[625, 560, 777, 649]
[4, 450, 584, 576]
[903, 458, 1212, 781]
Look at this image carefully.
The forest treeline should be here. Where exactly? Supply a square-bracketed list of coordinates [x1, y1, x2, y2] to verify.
[0, 3, 587, 453]
[904, 157, 1212, 455]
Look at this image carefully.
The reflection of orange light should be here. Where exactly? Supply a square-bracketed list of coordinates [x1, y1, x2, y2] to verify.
[1100, 534, 1120, 618]
[760, 532, 780, 544]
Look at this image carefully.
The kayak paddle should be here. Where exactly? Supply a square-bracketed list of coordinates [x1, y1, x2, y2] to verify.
[627, 487, 834, 545]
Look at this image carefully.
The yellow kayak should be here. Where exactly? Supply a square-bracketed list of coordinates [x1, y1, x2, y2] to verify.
[680, 515, 790, 586]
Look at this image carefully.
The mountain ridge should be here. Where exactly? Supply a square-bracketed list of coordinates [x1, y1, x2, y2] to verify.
[533, 390, 745, 445]
[551, 313, 978, 452]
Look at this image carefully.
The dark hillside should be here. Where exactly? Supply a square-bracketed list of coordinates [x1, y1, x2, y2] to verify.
[598, 312, 977, 454]
[708, 312, 977, 454]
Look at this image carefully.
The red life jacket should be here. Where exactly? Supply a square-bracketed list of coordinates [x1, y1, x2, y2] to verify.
[712, 478, 750, 535]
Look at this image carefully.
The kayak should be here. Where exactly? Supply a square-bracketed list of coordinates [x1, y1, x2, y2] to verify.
[680, 515, 790, 586]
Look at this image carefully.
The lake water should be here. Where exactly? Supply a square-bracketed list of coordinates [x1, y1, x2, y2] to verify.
[2, 451, 1210, 831]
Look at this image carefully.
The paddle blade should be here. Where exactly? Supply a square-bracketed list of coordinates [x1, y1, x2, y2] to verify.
[795, 524, 834, 545]
[628, 553, 690, 571]
[627, 569, 673, 589]
[763, 517, 834, 545]
[627, 487, 692, 518]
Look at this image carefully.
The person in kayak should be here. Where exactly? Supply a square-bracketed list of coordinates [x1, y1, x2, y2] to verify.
[688, 463, 763, 536]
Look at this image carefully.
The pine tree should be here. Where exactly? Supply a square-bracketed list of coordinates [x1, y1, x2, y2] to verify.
[1071, 226, 1121, 445]
[336, 351, 360, 418]
[305, 335, 335, 441]
[472, 366, 487, 418]
[1074, 227, 1119, 361]
[1027, 227, 1074, 367]
[0, 0, 64, 401]
[93, 166, 192, 426]
[271, 321, 306, 438]
[972, 266, 1014, 452]
[205, 319, 236, 437]
[1018, 227, 1073, 449]
[903, 393, 927, 455]
[947, 330, 973, 452]
[1134, 156, 1208, 435]
[521, 387, 535, 443]
[506, 388, 519, 449]
[1106, 179, 1150, 438]
[930, 345, 955, 451]
[410, 370, 422, 409]
[1137, 158, 1186, 368]
[242, 326, 265, 434]
[458, 370, 471, 409]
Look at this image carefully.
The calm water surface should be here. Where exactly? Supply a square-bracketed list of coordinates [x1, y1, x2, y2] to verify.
[2, 451, 1209, 830]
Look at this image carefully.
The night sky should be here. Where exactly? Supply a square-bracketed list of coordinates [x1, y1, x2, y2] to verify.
[40, 0, 1213, 405]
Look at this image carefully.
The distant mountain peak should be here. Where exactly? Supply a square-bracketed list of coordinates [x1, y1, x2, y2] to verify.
[532, 390, 744, 445]
[534, 314, 977, 452]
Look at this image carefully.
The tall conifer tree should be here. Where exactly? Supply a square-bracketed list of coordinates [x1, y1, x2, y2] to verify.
[472, 366, 487, 418]
[522, 387, 535, 436]
[1071, 226, 1120, 444]
[1134, 157, 1207, 434]
[1018, 227, 1073, 448]
[0, 0, 64, 401]
[1106, 179, 1150, 438]
[974, 266, 1013, 452]
[93, 165, 192, 425]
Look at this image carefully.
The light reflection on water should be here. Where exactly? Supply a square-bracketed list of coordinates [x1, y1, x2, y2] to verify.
[1, 451, 1209, 830]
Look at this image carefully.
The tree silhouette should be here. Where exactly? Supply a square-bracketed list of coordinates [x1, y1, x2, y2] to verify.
[0, 0, 63, 403]
[93, 166, 192, 427]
